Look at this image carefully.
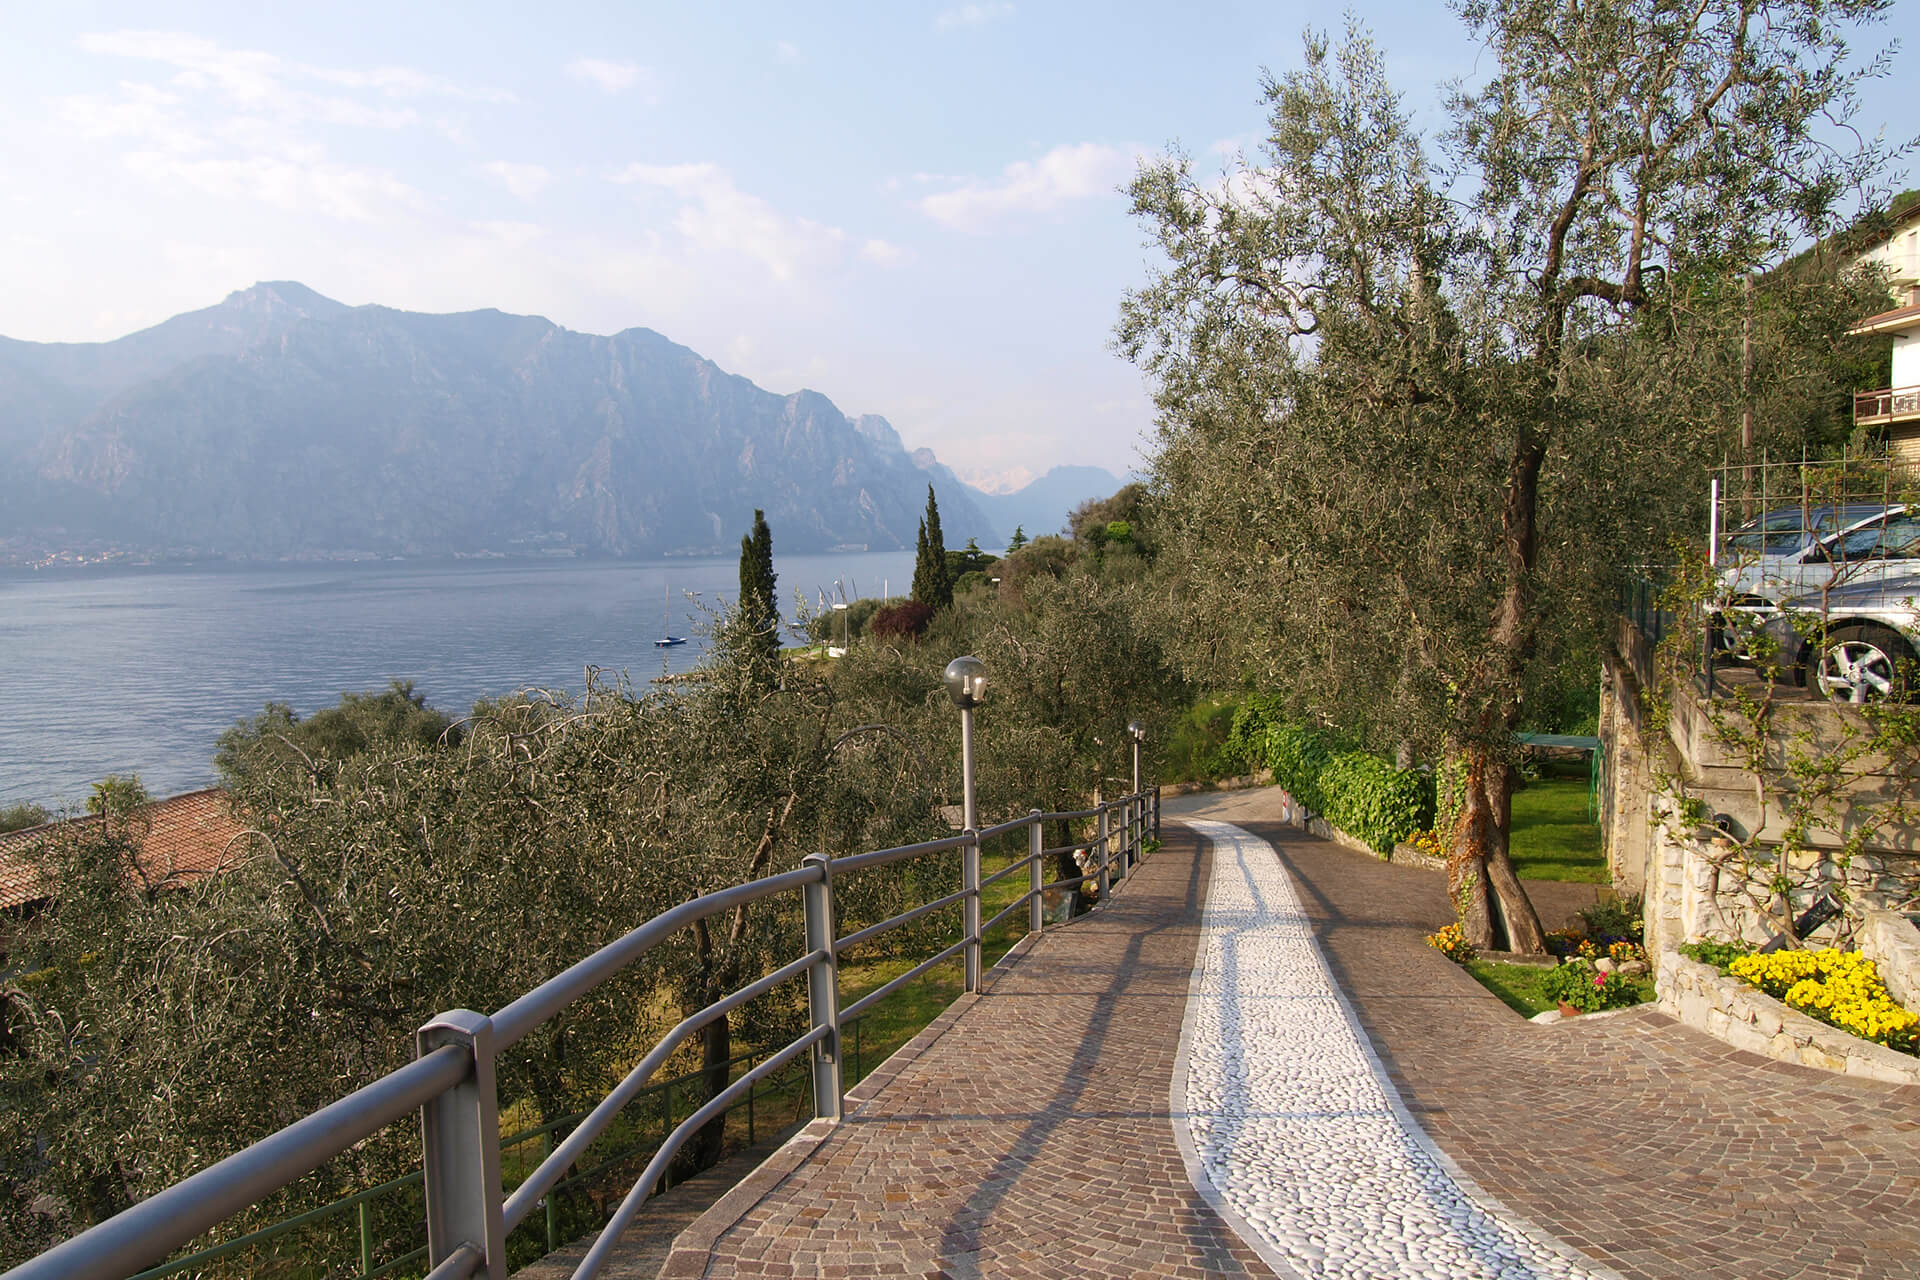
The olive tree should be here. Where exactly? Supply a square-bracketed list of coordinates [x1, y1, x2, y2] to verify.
[1119, 0, 1900, 952]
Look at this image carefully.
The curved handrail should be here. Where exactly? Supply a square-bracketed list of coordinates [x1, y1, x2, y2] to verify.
[4, 1046, 470, 1280]
[7, 787, 1161, 1280]
[492, 862, 825, 1049]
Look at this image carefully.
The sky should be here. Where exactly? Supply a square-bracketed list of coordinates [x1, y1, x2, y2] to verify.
[2, 3, 1915, 493]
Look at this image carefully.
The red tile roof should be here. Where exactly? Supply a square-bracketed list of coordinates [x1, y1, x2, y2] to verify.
[1848, 302, 1920, 336]
[0, 788, 252, 911]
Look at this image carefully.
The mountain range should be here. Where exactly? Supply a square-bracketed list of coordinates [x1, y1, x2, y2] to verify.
[0, 283, 1118, 564]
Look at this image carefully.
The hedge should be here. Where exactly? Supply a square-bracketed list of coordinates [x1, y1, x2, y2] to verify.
[1227, 699, 1434, 853]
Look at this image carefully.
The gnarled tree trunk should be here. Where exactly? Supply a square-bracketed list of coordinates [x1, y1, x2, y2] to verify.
[1450, 748, 1547, 954]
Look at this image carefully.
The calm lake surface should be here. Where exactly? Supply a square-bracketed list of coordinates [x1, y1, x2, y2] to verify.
[0, 551, 916, 809]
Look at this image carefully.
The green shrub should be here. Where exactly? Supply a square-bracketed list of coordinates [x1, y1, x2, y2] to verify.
[1576, 893, 1644, 943]
[1678, 937, 1755, 971]
[1319, 751, 1435, 854]
[1265, 721, 1331, 815]
[1163, 696, 1242, 783]
[1542, 957, 1643, 1012]
[1227, 699, 1433, 853]
[806, 596, 888, 643]
[0, 802, 51, 833]
[1222, 693, 1285, 773]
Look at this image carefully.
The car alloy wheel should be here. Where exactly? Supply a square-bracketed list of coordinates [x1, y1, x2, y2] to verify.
[1812, 624, 1912, 704]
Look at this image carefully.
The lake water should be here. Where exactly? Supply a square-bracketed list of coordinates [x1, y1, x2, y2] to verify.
[0, 551, 916, 809]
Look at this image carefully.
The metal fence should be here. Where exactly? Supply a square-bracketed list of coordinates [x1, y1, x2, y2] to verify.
[6, 787, 1162, 1280]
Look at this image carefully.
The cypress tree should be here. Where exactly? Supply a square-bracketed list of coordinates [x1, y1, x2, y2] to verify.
[738, 508, 779, 686]
[910, 485, 953, 609]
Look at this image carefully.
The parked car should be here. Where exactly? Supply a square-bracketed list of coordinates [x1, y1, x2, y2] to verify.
[1721, 503, 1893, 560]
[1719, 504, 1918, 604]
[1712, 505, 1919, 658]
[1757, 579, 1920, 703]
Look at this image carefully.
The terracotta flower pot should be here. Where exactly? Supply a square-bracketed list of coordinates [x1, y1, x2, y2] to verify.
[1558, 1001, 1581, 1018]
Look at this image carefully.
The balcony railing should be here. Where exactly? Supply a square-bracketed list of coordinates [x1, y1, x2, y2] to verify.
[1854, 384, 1920, 426]
[5, 788, 1162, 1280]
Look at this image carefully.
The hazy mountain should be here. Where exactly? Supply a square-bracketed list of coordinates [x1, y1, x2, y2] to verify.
[0, 283, 996, 561]
[963, 465, 1125, 546]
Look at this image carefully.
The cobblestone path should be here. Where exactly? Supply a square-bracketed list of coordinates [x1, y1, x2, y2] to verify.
[1180, 818, 1608, 1280]
[659, 788, 1920, 1280]
[1174, 788, 1920, 1280]
[663, 827, 1275, 1279]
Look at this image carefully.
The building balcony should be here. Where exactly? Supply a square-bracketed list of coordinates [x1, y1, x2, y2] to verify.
[1855, 384, 1920, 428]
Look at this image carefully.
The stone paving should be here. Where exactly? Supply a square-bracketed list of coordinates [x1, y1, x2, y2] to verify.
[654, 787, 1920, 1280]
[1180, 818, 1607, 1279]
[1177, 789, 1920, 1280]
[663, 827, 1275, 1279]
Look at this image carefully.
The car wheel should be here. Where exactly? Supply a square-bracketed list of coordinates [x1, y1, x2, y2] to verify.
[1811, 624, 1915, 704]
[1708, 597, 1775, 663]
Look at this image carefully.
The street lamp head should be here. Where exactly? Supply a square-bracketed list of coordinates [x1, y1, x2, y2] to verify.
[944, 655, 988, 709]
[1128, 719, 1147, 742]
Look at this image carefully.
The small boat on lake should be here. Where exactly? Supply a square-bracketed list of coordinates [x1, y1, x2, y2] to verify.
[656, 582, 687, 646]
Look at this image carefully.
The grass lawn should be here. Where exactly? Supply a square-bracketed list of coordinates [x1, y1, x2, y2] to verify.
[1465, 958, 1654, 1018]
[1508, 775, 1605, 883]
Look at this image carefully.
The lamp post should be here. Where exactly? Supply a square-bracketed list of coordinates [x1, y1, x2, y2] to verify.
[1128, 720, 1146, 797]
[828, 600, 849, 658]
[1128, 720, 1147, 873]
[944, 656, 987, 992]
[944, 656, 987, 833]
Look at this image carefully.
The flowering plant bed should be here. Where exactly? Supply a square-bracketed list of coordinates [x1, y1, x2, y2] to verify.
[1425, 922, 1476, 964]
[1728, 948, 1920, 1055]
[1540, 956, 1646, 1012]
[1463, 958, 1653, 1018]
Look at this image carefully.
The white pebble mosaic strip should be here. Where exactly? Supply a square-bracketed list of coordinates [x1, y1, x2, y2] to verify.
[1173, 820, 1614, 1280]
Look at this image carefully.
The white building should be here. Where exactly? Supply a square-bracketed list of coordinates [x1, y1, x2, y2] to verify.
[1848, 197, 1920, 459]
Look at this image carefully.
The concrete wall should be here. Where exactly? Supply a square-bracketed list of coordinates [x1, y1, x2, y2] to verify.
[1600, 619, 1920, 957]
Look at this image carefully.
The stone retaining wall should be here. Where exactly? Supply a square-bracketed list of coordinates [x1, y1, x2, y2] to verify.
[1655, 951, 1920, 1085]
[1861, 908, 1920, 1011]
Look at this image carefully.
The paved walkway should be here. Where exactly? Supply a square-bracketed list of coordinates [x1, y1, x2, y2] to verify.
[653, 788, 1920, 1280]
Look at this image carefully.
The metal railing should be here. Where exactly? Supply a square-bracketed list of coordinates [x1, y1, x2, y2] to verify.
[1855, 384, 1920, 426]
[120, 1038, 823, 1280]
[7, 787, 1162, 1280]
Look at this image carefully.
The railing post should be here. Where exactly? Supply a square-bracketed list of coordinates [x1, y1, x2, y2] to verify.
[802, 853, 843, 1122]
[541, 1134, 557, 1253]
[962, 828, 982, 992]
[1153, 786, 1161, 841]
[1027, 811, 1044, 936]
[1128, 796, 1139, 873]
[417, 1009, 506, 1280]
[1096, 807, 1111, 902]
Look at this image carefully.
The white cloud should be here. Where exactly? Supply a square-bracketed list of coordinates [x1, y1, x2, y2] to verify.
[308, 64, 515, 102]
[774, 41, 803, 65]
[566, 57, 654, 97]
[469, 220, 544, 247]
[934, 3, 1015, 33]
[917, 142, 1139, 232]
[59, 30, 496, 226]
[612, 162, 846, 282]
[123, 149, 424, 222]
[481, 161, 551, 200]
[859, 238, 906, 266]
[78, 30, 510, 104]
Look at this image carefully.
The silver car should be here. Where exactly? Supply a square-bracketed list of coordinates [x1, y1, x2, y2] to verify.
[1721, 503, 1893, 561]
[1718, 504, 1919, 605]
[1758, 578, 1920, 703]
